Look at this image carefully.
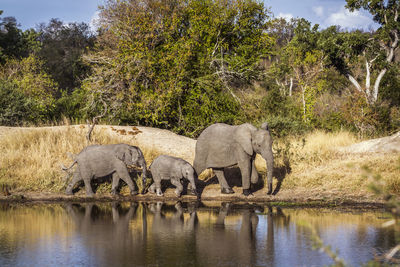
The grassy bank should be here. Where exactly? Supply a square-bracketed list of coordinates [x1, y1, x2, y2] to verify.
[271, 131, 400, 199]
[0, 125, 399, 203]
[0, 126, 162, 194]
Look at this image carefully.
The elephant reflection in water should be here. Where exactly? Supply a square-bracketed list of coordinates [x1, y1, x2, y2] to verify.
[195, 203, 260, 267]
[264, 206, 290, 265]
[147, 201, 198, 235]
[64, 202, 147, 265]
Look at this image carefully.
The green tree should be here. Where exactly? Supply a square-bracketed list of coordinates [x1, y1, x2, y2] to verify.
[284, 19, 324, 123]
[83, 0, 273, 136]
[37, 19, 95, 94]
[0, 55, 58, 122]
[344, 0, 400, 105]
[0, 15, 39, 63]
[267, 18, 299, 96]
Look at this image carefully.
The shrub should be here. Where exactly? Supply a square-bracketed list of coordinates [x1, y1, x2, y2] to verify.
[0, 81, 32, 125]
[260, 88, 308, 137]
[54, 88, 89, 121]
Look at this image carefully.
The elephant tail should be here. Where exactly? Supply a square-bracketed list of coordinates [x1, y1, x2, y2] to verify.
[60, 160, 77, 172]
[60, 160, 77, 185]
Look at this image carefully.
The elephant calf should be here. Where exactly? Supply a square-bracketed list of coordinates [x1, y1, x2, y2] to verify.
[62, 144, 147, 197]
[148, 155, 199, 198]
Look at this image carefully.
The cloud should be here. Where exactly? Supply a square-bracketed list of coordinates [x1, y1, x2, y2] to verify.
[325, 7, 373, 29]
[277, 12, 294, 21]
[89, 11, 100, 32]
[312, 6, 324, 17]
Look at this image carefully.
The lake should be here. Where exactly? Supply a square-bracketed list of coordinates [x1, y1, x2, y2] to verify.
[0, 202, 396, 266]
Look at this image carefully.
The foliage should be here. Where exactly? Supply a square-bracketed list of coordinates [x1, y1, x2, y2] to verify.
[0, 81, 34, 125]
[0, 3, 399, 137]
[284, 19, 325, 124]
[36, 19, 95, 94]
[0, 15, 40, 63]
[0, 55, 57, 123]
[344, 1, 400, 105]
[260, 88, 308, 137]
[54, 88, 89, 121]
[82, 0, 273, 136]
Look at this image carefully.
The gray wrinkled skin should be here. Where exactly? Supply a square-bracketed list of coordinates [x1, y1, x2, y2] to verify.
[62, 144, 147, 196]
[193, 123, 274, 195]
[148, 155, 199, 197]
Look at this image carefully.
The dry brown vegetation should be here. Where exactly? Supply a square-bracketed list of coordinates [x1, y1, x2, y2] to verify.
[269, 130, 400, 200]
[0, 125, 399, 203]
[0, 126, 162, 194]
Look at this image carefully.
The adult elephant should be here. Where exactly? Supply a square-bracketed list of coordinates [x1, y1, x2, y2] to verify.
[193, 123, 274, 196]
[62, 144, 147, 196]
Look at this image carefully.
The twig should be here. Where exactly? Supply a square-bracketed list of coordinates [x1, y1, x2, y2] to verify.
[86, 98, 108, 143]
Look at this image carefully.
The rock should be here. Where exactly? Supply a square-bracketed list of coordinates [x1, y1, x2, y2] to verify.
[103, 125, 196, 163]
[340, 131, 400, 153]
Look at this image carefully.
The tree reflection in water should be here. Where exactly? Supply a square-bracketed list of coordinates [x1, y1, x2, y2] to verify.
[0, 202, 397, 266]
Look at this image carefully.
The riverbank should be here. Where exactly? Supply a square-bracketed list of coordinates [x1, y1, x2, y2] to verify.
[0, 125, 399, 205]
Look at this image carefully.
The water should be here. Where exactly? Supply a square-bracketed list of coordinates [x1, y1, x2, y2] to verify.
[0, 202, 396, 267]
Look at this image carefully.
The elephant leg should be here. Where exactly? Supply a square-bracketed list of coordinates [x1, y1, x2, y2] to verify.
[151, 175, 163, 196]
[83, 178, 94, 197]
[148, 183, 156, 194]
[111, 172, 120, 196]
[216, 202, 230, 225]
[79, 168, 95, 197]
[250, 159, 259, 184]
[237, 159, 251, 196]
[214, 169, 234, 194]
[65, 170, 81, 195]
[115, 162, 137, 196]
[155, 180, 163, 196]
[83, 179, 94, 197]
[171, 178, 183, 197]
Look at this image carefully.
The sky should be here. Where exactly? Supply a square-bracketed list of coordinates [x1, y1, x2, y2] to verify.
[1, 0, 379, 31]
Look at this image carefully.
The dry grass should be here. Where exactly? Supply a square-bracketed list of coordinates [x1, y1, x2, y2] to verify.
[0, 126, 160, 193]
[0, 126, 398, 200]
[272, 130, 400, 196]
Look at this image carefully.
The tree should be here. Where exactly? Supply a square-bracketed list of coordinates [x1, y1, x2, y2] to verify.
[345, 0, 400, 104]
[0, 54, 58, 122]
[267, 18, 299, 96]
[0, 15, 39, 63]
[284, 19, 324, 123]
[37, 19, 95, 94]
[83, 0, 273, 136]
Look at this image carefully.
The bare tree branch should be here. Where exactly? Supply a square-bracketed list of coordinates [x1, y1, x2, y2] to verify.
[86, 98, 108, 143]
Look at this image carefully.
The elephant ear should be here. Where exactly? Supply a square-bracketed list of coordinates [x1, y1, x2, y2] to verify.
[234, 125, 254, 156]
[181, 164, 189, 178]
[115, 149, 130, 164]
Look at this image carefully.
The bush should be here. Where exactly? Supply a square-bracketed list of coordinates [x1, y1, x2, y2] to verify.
[54, 88, 89, 121]
[259, 88, 308, 137]
[313, 93, 349, 131]
[0, 81, 32, 125]
[264, 115, 309, 137]
[0, 81, 57, 125]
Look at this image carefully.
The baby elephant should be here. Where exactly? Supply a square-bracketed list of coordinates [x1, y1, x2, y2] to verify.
[149, 155, 199, 198]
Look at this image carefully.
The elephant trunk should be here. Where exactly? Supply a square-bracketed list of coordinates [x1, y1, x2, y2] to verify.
[262, 149, 274, 195]
[189, 173, 200, 199]
[141, 161, 148, 194]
